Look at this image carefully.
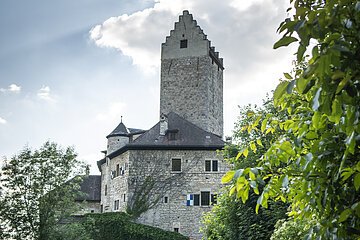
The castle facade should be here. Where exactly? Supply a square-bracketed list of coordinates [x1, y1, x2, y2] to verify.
[97, 10, 227, 239]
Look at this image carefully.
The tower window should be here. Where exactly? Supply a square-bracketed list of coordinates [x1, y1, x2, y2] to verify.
[180, 39, 188, 48]
[174, 228, 179, 233]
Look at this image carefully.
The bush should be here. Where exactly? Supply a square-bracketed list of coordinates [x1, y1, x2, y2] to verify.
[82, 212, 188, 240]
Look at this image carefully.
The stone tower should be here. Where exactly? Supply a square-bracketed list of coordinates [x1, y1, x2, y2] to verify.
[160, 10, 224, 137]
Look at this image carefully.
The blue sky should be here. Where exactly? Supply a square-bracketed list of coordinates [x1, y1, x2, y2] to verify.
[0, 0, 295, 173]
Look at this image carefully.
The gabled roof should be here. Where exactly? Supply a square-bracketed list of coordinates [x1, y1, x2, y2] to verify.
[107, 112, 225, 159]
[75, 175, 101, 202]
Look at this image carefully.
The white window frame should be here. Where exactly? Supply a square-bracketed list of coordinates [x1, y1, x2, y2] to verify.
[205, 159, 219, 172]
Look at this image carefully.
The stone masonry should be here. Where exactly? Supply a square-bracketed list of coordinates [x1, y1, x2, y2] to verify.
[97, 10, 227, 240]
[160, 10, 224, 137]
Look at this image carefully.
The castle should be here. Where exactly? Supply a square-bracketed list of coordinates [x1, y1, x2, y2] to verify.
[96, 10, 227, 239]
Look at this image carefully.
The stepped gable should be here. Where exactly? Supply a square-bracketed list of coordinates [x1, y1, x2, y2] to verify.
[162, 10, 223, 69]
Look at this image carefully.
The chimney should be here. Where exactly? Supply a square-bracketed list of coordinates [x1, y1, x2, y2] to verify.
[160, 113, 168, 136]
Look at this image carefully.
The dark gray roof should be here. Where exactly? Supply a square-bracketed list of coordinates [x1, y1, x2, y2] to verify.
[107, 121, 129, 138]
[75, 175, 101, 202]
[107, 121, 146, 138]
[107, 112, 224, 159]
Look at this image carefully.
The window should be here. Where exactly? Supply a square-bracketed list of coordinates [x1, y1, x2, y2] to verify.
[194, 194, 200, 206]
[100, 205, 103, 213]
[205, 160, 219, 172]
[201, 191, 210, 206]
[212, 160, 218, 172]
[105, 184, 107, 196]
[91, 210, 95, 213]
[123, 194, 126, 202]
[174, 228, 179, 233]
[116, 164, 120, 177]
[164, 196, 168, 203]
[205, 160, 211, 171]
[180, 39, 188, 48]
[114, 200, 119, 210]
[172, 158, 181, 172]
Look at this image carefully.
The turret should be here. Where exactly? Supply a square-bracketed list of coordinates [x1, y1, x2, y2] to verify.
[106, 116, 130, 155]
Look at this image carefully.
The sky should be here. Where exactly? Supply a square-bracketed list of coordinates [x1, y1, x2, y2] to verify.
[0, 0, 296, 174]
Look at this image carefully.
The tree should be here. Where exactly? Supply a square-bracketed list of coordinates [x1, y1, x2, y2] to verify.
[202, 99, 288, 240]
[0, 141, 88, 240]
[222, 0, 360, 239]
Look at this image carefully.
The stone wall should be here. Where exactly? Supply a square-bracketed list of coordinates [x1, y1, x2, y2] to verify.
[100, 151, 130, 212]
[128, 149, 228, 240]
[107, 136, 129, 155]
[160, 55, 223, 137]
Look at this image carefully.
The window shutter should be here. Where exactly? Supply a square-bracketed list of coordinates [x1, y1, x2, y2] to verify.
[186, 194, 193, 206]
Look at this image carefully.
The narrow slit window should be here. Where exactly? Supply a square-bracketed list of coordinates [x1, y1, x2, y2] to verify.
[180, 39, 188, 48]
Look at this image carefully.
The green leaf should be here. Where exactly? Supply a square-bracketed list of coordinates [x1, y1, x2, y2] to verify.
[235, 151, 242, 161]
[312, 88, 322, 111]
[256, 139, 263, 147]
[273, 81, 288, 105]
[286, 80, 295, 94]
[222, 171, 235, 183]
[354, 173, 360, 191]
[279, 141, 295, 156]
[273, 36, 298, 49]
[284, 73, 292, 79]
[339, 209, 352, 223]
[336, 75, 349, 94]
[345, 131, 355, 154]
[261, 119, 267, 133]
[250, 141, 257, 153]
[243, 148, 249, 158]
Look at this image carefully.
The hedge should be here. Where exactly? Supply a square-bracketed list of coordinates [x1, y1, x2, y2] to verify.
[82, 212, 188, 240]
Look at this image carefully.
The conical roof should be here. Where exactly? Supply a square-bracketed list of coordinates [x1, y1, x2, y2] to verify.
[107, 118, 129, 138]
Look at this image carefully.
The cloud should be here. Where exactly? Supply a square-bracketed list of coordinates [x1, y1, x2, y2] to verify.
[0, 84, 21, 93]
[37, 86, 56, 102]
[0, 116, 7, 124]
[90, 0, 296, 134]
[96, 101, 127, 122]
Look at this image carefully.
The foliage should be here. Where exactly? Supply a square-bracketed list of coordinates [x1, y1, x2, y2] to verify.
[202, 188, 287, 240]
[0, 141, 87, 240]
[81, 212, 188, 240]
[202, 100, 288, 240]
[222, 0, 360, 238]
[270, 218, 313, 240]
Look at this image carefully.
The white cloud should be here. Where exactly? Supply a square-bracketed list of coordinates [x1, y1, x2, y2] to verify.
[0, 84, 21, 93]
[90, 0, 296, 134]
[37, 86, 56, 102]
[96, 101, 127, 122]
[0, 116, 7, 124]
